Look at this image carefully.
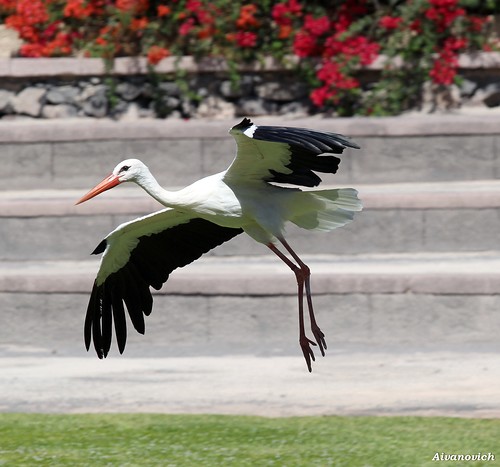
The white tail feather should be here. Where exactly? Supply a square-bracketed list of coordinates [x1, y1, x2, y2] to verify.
[291, 188, 362, 232]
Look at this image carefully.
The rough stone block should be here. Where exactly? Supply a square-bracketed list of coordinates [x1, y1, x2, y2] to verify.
[288, 209, 426, 255]
[42, 104, 78, 119]
[52, 138, 202, 189]
[116, 82, 142, 101]
[255, 81, 307, 101]
[127, 139, 204, 186]
[52, 140, 131, 188]
[81, 84, 108, 117]
[0, 293, 89, 354]
[2, 291, 499, 356]
[46, 85, 80, 105]
[369, 294, 500, 346]
[0, 216, 115, 261]
[351, 135, 497, 184]
[7, 204, 500, 262]
[423, 208, 500, 252]
[200, 138, 235, 176]
[11, 87, 46, 117]
[0, 89, 13, 112]
[0, 142, 52, 189]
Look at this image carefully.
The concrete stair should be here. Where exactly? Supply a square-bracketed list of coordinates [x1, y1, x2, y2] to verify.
[1, 180, 500, 260]
[1, 252, 500, 357]
[1, 116, 499, 356]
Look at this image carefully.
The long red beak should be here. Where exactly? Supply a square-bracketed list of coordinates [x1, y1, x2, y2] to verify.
[75, 174, 121, 205]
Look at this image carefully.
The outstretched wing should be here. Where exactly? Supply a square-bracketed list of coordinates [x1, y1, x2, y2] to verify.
[224, 118, 360, 187]
[85, 208, 243, 358]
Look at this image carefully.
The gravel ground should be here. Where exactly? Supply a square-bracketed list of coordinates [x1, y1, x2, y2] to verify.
[1, 346, 499, 418]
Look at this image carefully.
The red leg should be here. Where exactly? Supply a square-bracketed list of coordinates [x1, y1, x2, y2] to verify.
[278, 238, 327, 357]
[267, 242, 317, 372]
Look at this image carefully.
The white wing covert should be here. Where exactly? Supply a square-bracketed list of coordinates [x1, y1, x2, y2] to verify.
[225, 118, 360, 187]
[85, 208, 242, 358]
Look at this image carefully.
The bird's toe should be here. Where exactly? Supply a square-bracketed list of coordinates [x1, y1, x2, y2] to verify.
[312, 326, 327, 357]
[300, 337, 317, 372]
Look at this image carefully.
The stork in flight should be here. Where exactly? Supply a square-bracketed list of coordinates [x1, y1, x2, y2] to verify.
[76, 118, 362, 372]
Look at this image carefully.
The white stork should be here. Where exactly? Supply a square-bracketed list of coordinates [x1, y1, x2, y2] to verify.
[76, 118, 362, 372]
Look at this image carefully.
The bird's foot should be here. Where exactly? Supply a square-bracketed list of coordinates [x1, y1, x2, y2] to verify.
[311, 325, 327, 357]
[300, 336, 316, 372]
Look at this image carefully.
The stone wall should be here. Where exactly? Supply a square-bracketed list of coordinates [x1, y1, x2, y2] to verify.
[0, 73, 311, 120]
[0, 54, 498, 120]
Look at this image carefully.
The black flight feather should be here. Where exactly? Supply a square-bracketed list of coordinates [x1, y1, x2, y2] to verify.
[84, 218, 243, 357]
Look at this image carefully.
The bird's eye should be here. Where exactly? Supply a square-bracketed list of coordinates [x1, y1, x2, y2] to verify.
[119, 165, 131, 173]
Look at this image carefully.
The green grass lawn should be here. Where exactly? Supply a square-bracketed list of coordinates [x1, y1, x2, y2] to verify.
[0, 413, 499, 466]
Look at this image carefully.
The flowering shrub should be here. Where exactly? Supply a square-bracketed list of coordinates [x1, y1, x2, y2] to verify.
[0, 0, 496, 115]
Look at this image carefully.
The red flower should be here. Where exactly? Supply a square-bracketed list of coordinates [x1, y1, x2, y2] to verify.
[304, 15, 329, 37]
[429, 0, 458, 6]
[409, 19, 421, 32]
[95, 37, 107, 46]
[272, 4, 289, 25]
[130, 17, 148, 32]
[317, 61, 358, 89]
[429, 58, 456, 85]
[425, 0, 465, 33]
[147, 45, 170, 65]
[45, 31, 73, 56]
[468, 15, 487, 33]
[237, 4, 259, 29]
[236, 31, 257, 48]
[379, 16, 402, 30]
[116, 0, 149, 14]
[157, 5, 171, 17]
[64, 0, 100, 19]
[272, 0, 302, 26]
[428, 35, 467, 86]
[0, 0, 16, 10]
[335, 0, 367, 33]
[15, 0, 48, 25]
[20, 43, 45, 57]
[278, 24, 292, 39]
[310, 86, 335, 107]
[179, 18, 195, 36]
[293, 32, 318, 57]
[444, 36, 467, 51]
[186, 0, 202, 12]
[198, 25, 215, 40]
[429, 44, 459, 85]
[324, 35, 379, 66]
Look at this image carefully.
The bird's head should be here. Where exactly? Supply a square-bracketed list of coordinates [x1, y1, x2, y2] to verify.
[76, 158, 149, 205]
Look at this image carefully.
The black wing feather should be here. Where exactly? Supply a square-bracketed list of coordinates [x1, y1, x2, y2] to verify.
[121, 268, 145, 335]
[101, 284, 113, 357]
[253, 125, 359, 153]
[85, 218, 242, 357]
[254, 126, 353, 187]
[111, 288, 127, 354]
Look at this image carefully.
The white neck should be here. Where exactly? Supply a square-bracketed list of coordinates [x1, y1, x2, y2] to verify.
[133, 170, 184, 208]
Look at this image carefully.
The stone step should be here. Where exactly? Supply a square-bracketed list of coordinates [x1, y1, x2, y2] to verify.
[0, 116, 499, 190]
[1, 252, 499, 356]
[1, 180, 500, 260]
